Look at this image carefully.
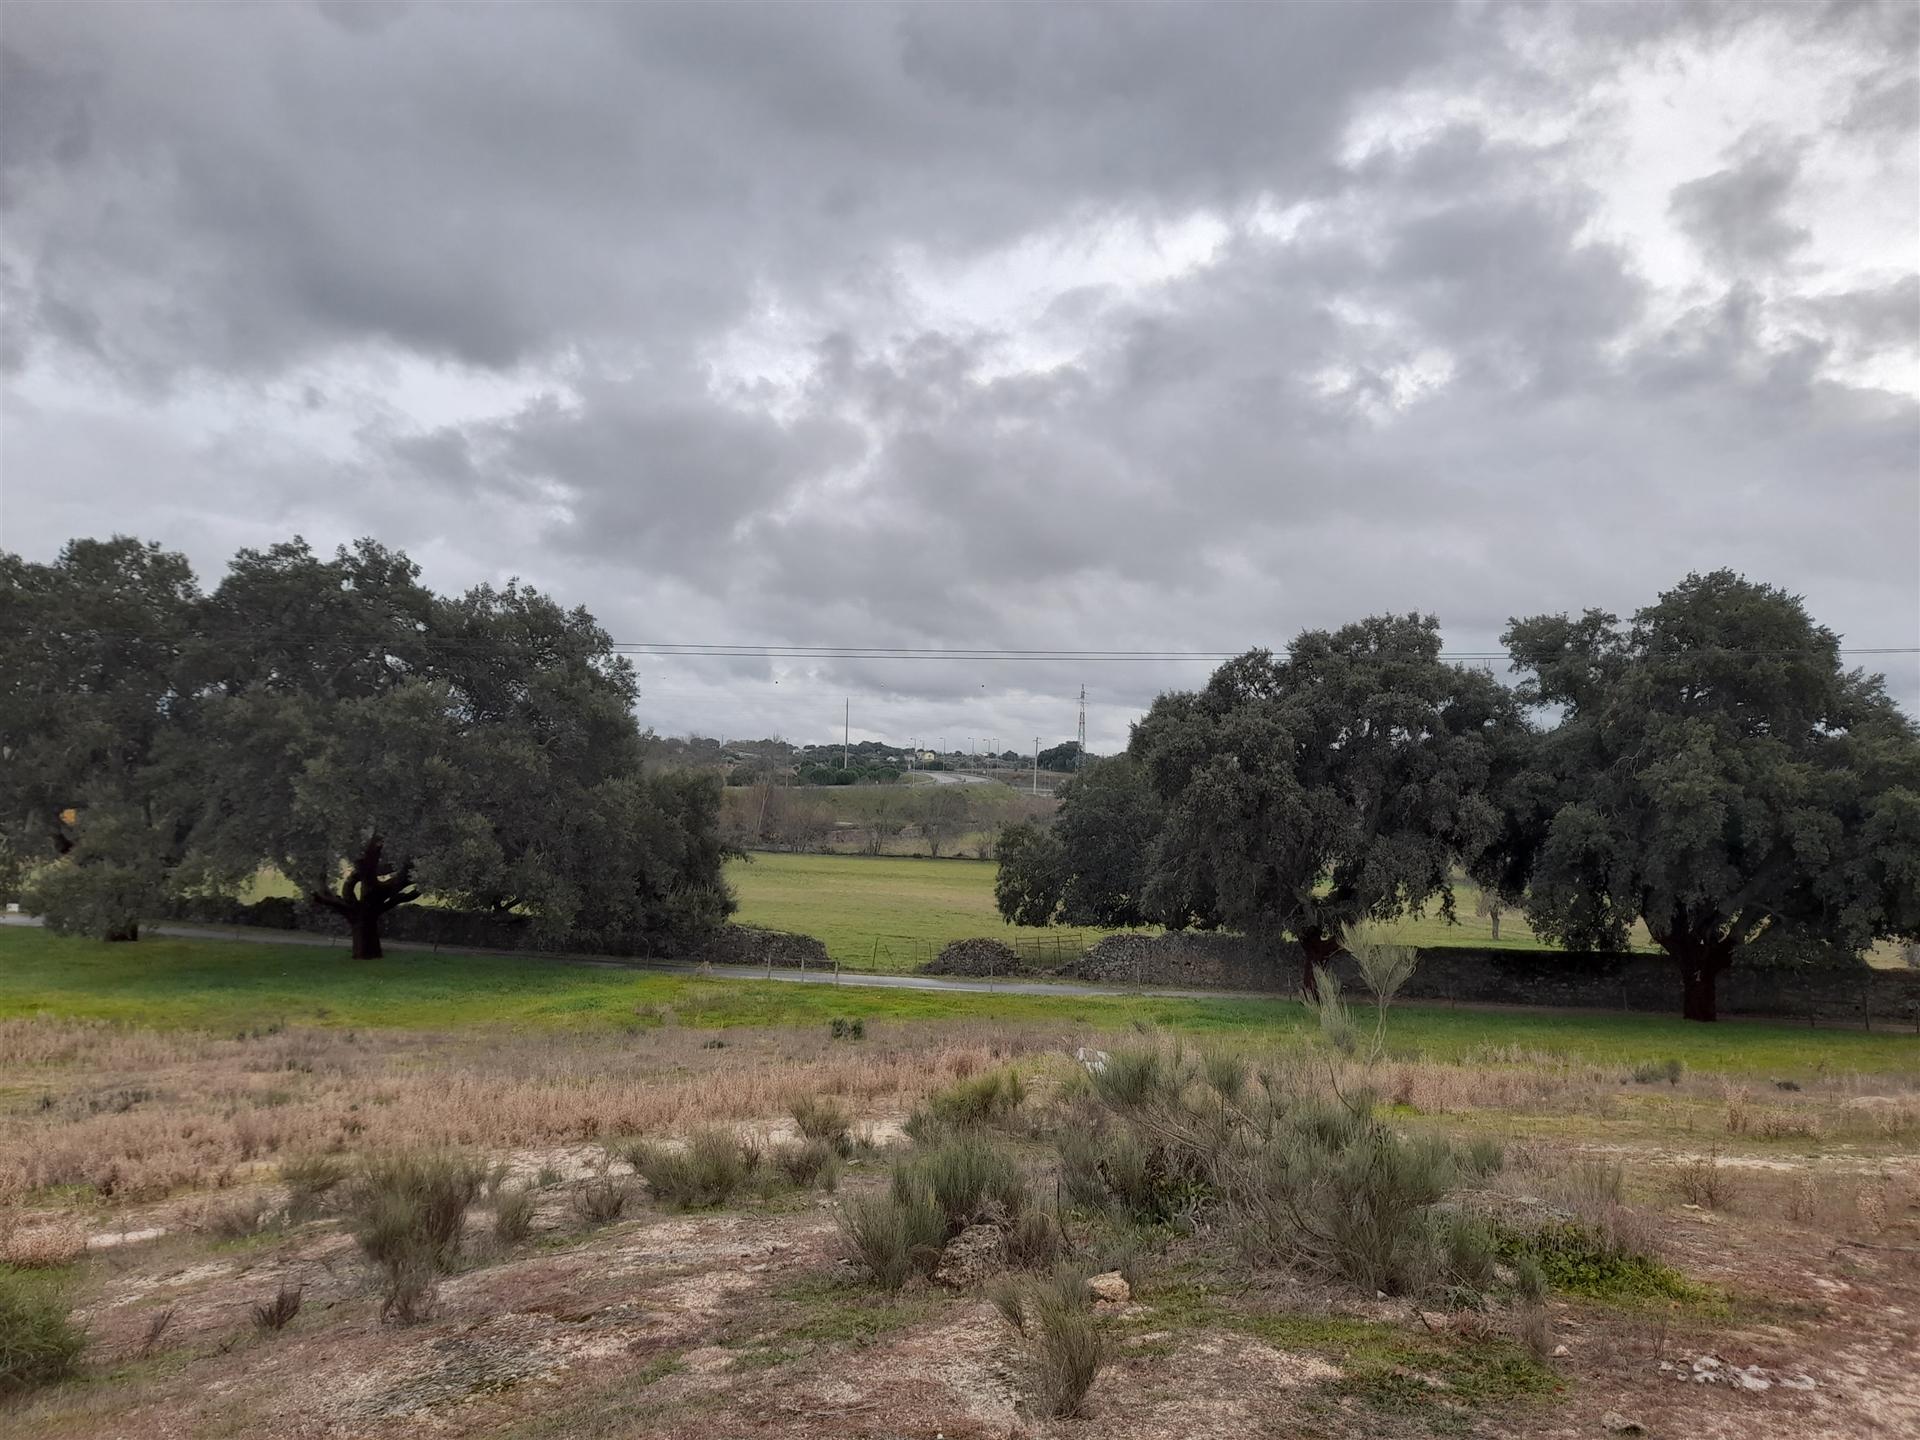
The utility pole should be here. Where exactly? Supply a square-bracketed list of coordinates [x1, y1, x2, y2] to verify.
[1076, 685, 1087, 770]
[1033, 737, 1040, 795]
[842, 699, 849, 770]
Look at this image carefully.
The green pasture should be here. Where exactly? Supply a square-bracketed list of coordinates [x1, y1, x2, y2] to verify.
[1, 929, 1912, 1077]
[725, 852, 1119, 968]
[723, 851, 1622, 965]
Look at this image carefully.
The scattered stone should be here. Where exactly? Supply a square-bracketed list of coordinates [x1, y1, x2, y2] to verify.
[1731, 1365, 1772, 1391]
[932, 1224, 1003, 1289]
[1601, 1413, 1646, 1435]
[1552, 1344, 1571, 1358]
[1087, 1271, 1131, 1305]
[1781, 1375, 1818, 1391]
[1074, 1046, 1110, 1075]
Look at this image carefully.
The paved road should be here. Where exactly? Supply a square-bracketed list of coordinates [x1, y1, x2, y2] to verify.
[908, 769, 998, 785]
[0, 913, 1271, 1003]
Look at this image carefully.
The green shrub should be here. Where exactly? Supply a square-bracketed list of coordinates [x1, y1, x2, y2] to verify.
[631, 1129, 762, 1209]
[1059, 1123, 1207, 1226]
[837, 1186, 947, 1290]
[893, 1133, 1029, 1232]
[1460, 1137, 1506, 1178]
[789, 1095, 854, 1154]
[773, 1139, 842, 1192]
[1200, 1050, 1248, 1101]
[1089, 1049, 1175, 1110]
[493, 1185, 536, 1243]
[197, 1194, 280, 1241]
[1001, 1206, 1068, 1271]
[1432, 1211, 1500, 1301]
[1495, 1223, 1701, 1303]
[828, 1017, 865, 1040]
[347, 1151, 484, 1323]
[281, 1153, 349, 1220]
[22, 857, 160, 942]
[911, 1069, 1027, 1135]
[990, 1263, 1107, 1419]
[574, 1175, 631, 1225]
[1631, 1058, 1686, 1086]
[0, 1266, 86, 1395]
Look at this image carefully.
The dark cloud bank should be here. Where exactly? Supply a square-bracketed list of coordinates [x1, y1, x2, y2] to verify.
[2, 1, 1914, 745]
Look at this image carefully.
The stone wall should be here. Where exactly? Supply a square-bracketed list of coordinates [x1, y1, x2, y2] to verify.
[1067, 931, 1920, 1026]
[162, 895, 828, 969]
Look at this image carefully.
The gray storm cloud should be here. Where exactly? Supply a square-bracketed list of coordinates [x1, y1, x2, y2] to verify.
[1, 1, 1914, 748]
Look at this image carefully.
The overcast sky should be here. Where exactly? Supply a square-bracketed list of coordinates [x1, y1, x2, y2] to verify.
[2, 1, 1915, 750]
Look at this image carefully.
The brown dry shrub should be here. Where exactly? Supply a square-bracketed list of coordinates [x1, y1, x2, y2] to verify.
[0, 1017, 1025, 1205]
[0, 1220, 86, 1269]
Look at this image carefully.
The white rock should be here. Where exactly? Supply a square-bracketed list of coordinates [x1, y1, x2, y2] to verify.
[1087, 1271, 1131, 1304]
[1551, 1344, 1570, 1358]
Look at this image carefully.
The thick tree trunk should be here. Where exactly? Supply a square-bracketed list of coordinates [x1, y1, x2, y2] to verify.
[1297, 927, 1343, 996]
[1680, 964, 1718, 1023]
[348, 907, 383, 960]
[312, 835, 417, 961]
[1656, 926, 1734, 1023]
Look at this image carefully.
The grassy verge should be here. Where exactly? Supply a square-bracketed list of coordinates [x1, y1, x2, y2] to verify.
[2, 931, 1914, 1076]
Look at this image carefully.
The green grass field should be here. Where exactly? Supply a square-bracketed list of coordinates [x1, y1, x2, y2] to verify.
[726, 852, 1122, 968]
[1, 929, 1912, 1077]
[722, 851, 1630, 965]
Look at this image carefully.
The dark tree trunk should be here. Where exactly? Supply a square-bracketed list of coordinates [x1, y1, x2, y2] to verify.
[1297, 927, 1343, 996]
[106, 922, 139, 943]
[1656, 927, 1734, 1023]
[1680, 964, 1718, 1023]
[349, 908, 383, 960]
[312, 835, 419, 961]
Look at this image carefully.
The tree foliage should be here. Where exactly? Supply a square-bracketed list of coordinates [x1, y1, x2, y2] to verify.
[1130, 616, 1519, 988]
[2, 534, 733, 956]
[994, 757, 1159, 927]
[1502, 570, 1920, 1020]
[0, 538, 202, 938]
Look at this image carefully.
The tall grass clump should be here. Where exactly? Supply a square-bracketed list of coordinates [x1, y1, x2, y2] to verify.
[837, 1185, 947, 1291]
[1058, 1121, 1208, 1226]
[1232, 1098, 1488, 1296]
[892, 1132, 1029, 1232]
[908, 1068, 1027, 1137]
[1630, 1058, 1686, 1086]
[281, 1153, 349, 1220]
[573, 1174, 631, 1225]
[789, 1095, 854, 1154]
[629, 1129, 763, 1209]
[347, 1151, 484, 1324]
[1058, 1040, 1506, 1303]
[990, 1263, 1107, 1419]
[773, 1138, 842, 1191]
[493, 1185, 536, 1243]
[0, 1266, 86, 1395]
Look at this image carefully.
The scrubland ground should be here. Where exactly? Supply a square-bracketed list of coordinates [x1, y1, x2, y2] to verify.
[2, 995, 1917, 1440]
